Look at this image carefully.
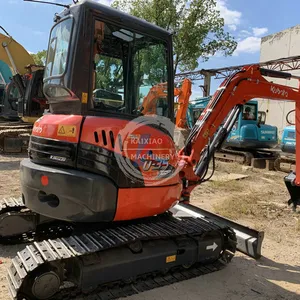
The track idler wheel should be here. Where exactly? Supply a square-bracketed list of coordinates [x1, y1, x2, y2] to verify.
[32, 271, 61, 299]
[18, 265, 63, 300]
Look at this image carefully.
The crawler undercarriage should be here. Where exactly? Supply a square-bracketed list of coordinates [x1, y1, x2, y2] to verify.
[0, 198, 263, 300]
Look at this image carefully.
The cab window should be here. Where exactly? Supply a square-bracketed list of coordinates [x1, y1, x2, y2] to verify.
[91, 20, 169, 117]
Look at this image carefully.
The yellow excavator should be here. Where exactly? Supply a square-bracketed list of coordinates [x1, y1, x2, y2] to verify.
[0, 26, 47, 153]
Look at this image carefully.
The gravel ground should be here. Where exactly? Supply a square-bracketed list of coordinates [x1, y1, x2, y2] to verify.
[0, 155, 299, 300]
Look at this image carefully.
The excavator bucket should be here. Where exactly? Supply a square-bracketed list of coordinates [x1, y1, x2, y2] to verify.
[0, 30, 35, 75]
[285, 172, 300, 211]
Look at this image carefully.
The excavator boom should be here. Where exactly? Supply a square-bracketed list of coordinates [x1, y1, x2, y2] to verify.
[140, 78, 192, 120]
[178, 65, 300, 208]
[175, 78, 192, 128]
[0, 28, 35, 75]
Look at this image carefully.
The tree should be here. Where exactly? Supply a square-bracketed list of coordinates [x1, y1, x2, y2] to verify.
[95, 56, 123, 93]
[112, 0, 237, 74]
[31, 50, 47, 66]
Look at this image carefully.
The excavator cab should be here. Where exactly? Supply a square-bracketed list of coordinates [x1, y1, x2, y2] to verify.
[1, 80, 20, 120]
[23, 0, 178, 224]
[18, 66, 47, 122]
[0, 28, 48, 153]
[43, 2, 174, 120]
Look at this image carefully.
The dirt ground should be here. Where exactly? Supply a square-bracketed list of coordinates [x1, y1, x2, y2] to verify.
[0, 155, 299, 300]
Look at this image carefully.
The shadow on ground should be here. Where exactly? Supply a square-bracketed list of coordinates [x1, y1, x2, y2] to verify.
[121, 254, 300, 300]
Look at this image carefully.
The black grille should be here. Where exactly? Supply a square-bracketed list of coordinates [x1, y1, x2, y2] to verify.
[93, 130, 116, 148]
[77, 142, 144, 188]
[29, 135, 76, 168]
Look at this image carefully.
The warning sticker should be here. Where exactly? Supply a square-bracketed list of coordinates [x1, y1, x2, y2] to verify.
[166, 255, 176, 263]
[57, 125, 77, 137]
[82, 92, 88, 104]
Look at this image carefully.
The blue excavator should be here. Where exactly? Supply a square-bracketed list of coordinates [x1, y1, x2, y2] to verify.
[186, 97, 278, 165]
[281, 125, 295, 153]
[274, 110, 296, 172]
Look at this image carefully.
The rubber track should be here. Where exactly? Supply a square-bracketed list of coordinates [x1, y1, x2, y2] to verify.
[0, 197, 25, 213]
[0, 197, 36, 244]
[274, 155, 295, 173]
[0, 198, 73, 244]
[63, 260, 227, 300]
[7, 214, 235, 300]
[215, 148, 253, 165]
[0, 124, 32, 130]
[0, 128, 32, 153]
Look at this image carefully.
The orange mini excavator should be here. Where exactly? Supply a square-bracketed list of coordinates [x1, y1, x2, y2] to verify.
[3, 1, 300, 299]
[139, 78, 192, 123]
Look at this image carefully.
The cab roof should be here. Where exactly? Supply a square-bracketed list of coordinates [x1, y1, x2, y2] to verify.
[71, 0, 172, 40]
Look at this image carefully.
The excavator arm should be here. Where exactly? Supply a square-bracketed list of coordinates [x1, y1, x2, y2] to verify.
[139, 83, 168, 115]
[140, 78, 192, 118]
[0, 27, 35, 76]
[178, 65, 300, 208]
[175, 78, 192, 128]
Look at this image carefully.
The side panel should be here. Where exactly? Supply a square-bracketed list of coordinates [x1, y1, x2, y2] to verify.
[114, 184, 181, 221]
[226, 123, 277, 149]
[79, 116, 180, 187]
[25, 115, 182, 222]
[30, 115, 83, 167]
[32, 114, 83, 143]
[256, 124, 277, 143]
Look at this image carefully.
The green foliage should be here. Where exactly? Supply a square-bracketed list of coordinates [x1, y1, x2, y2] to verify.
[31, 50, 47, 66]
[134, 44, 167, 86]
[95, 55, 123, 93]
[112, 0, 237, 73]
[94, 43, 167, 98]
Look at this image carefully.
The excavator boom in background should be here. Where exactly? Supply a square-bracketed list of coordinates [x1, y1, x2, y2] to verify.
[140, 78, 192, 121]
[182, 97, 279, 167]
[1, 1, 300, 300]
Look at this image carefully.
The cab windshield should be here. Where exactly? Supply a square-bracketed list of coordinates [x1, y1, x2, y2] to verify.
[45, 18, 72, 78]
[92, 20, 169, 117]
[242, 103, 257, 121]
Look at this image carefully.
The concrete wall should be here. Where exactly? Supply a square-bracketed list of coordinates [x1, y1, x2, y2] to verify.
[258, 25, 300, 136]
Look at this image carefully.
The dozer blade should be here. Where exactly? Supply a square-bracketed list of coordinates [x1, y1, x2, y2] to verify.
[285, 172, 300, 211]
[171, 203, 264, 259]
